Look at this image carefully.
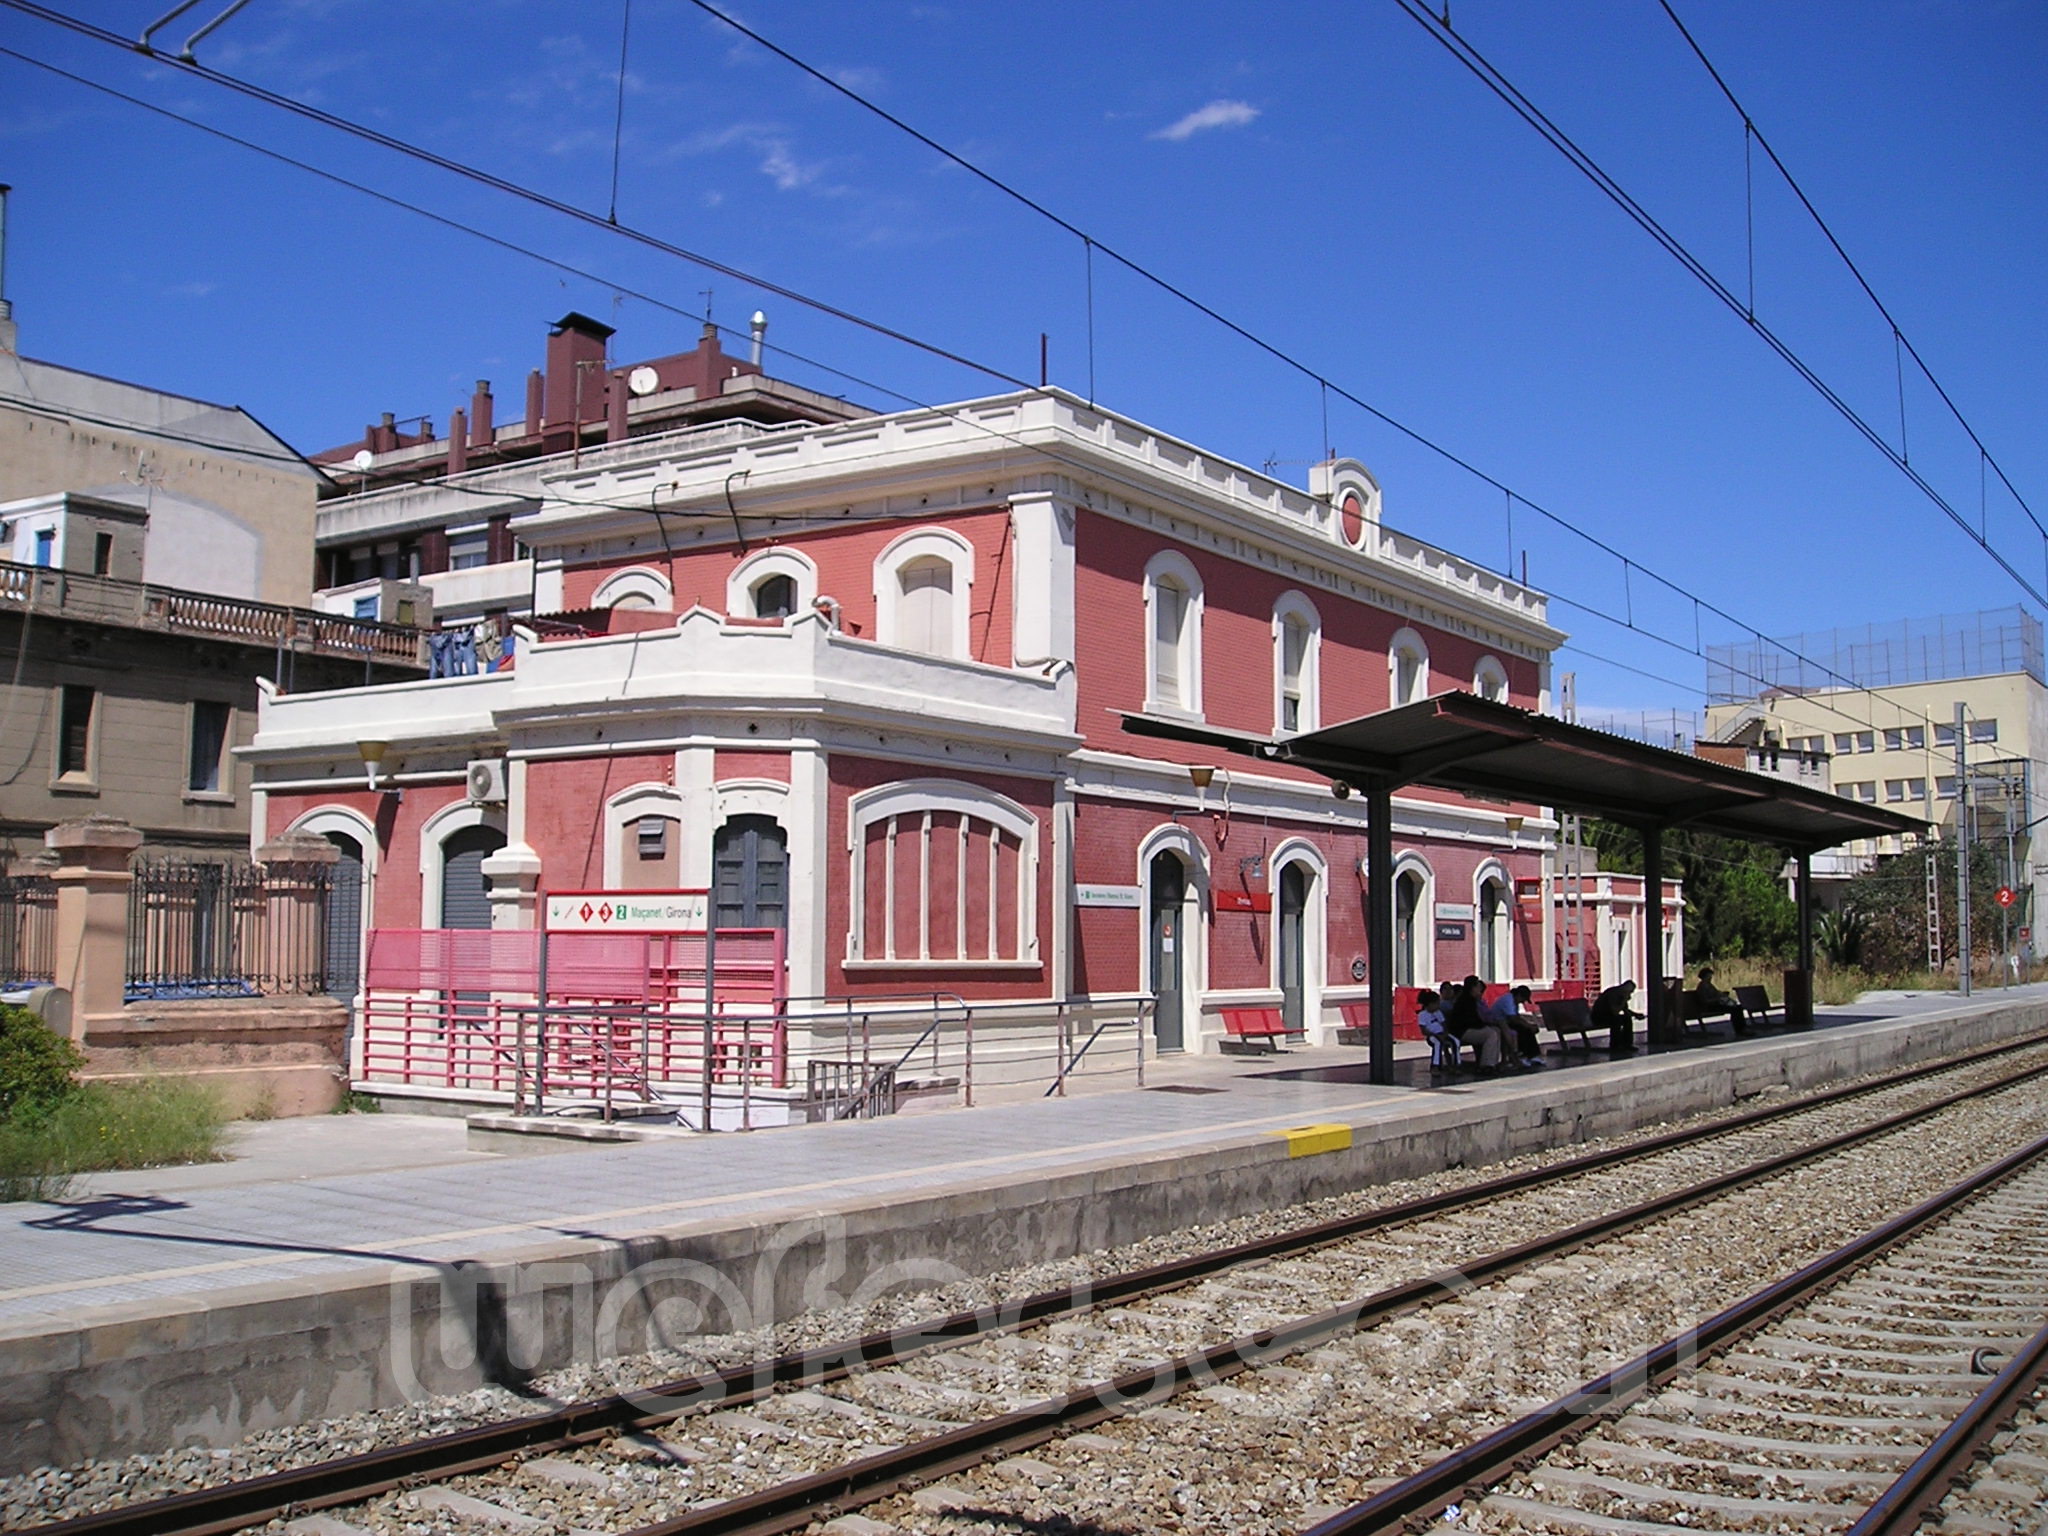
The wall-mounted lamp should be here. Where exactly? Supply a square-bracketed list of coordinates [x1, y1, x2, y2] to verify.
[1189, 765, 1216, 792]
[1505, 813, 1525, 847]
[357, 739, 389, 793]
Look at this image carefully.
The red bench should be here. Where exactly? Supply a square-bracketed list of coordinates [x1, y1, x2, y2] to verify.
[1220, 1007, 1288, 1054]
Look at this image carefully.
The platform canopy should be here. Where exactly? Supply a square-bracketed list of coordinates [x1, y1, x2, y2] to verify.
[1121, 691, 1925, 851]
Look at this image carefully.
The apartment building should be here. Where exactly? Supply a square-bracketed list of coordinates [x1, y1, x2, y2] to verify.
[1703, 608, 2044, 911]
[0, 306, 422, 868]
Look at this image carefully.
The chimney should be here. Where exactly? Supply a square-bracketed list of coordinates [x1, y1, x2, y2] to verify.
[0, 183, 15, 356]
[370, 412, 398, 453]
[470, 380, 493, 447]
[447, 408, 468, 475]
[607, 370, 629, 443]
[524, 369, 543, 437]
[543, 311, 616, 427]
[749, 310, 767, 368]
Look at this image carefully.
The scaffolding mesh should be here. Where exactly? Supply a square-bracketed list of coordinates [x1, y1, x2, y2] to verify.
[1707, 607, 2045, 702]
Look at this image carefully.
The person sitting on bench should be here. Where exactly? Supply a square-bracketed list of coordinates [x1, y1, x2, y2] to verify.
[1444, 978, 1509, 1070]
[1415, 988, 1460, 1067]
[1592, 979, 1640, 1055]
[1480, 982, 1545, 1068]
[1693, 966, 1752, 1034]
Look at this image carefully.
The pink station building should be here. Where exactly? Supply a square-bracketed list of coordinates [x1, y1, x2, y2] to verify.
[252, 320, 1569, 1059]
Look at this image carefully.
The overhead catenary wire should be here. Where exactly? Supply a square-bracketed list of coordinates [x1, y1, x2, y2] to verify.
[1656, 0, 2044, 544]
[675, 0, 2035, 753]
[1, 8, 2022, 767]
[1389, 0, 2048, 608]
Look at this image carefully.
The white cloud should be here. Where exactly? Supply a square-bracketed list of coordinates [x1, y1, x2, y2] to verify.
[1151, 98, 1259, 142]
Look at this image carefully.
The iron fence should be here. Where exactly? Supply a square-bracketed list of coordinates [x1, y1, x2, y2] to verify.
[126, 857, 335, 1001]
[0, 872, 57, 988]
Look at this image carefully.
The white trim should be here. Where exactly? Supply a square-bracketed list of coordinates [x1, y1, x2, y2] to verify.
[873, 526, 974, 657]
[417, 799, 508, 927]
[1390, 849, 1434, 989]
[590, 564, 675, 612]
[1472, 856, 1512, 983]
[283, 805, 377, 994]
[846, 777, 1039, 963]
[727, 546, 818, 621]
[714, 777, 791, 820]
[1473, 654, 1509, 704]
[1272, 590, 1322, 735]
[1389, 625, 1430, 708]
[599, 781, 685, 888]
[1142, 548, 1204, 717]
[1269, 837, 1328, 1041]
[1136, 822, 1209, 1051]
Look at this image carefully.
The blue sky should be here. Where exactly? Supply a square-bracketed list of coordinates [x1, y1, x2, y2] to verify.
[2, 1, 2042, 722]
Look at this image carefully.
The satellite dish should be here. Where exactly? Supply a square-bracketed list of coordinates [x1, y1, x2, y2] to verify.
[627, 366, 660, 397]
[351, 449, 375, 472]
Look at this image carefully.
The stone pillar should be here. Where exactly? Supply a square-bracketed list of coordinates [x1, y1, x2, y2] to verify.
[45, 817, 144, 1037]
[257, 835, 342, 994]
[481, 843, 544, 931]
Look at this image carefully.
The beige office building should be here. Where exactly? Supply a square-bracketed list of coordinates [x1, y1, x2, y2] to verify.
[1703, 609, 2045, 925]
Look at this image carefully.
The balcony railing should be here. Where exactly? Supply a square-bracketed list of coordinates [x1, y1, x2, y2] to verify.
[0, 560, 427, 667]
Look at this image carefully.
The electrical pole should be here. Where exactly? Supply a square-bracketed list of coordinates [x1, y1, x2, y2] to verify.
[1955, 702, 1971, 996]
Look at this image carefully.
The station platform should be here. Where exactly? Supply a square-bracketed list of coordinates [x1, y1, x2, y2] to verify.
[4, 985, 2046, 1475]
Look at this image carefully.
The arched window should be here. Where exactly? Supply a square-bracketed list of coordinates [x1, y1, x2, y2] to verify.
[1144, 550, 1204, 715]
[874, 527, 973, 657]
[753, 573, 797, 621]
[590, 565, 674, 613]
[727, 547, 818, 624]
[1273, 592, 1320, 734]
[896, 557, 955, 654]
[847, 779, 1039, 964]
[1473, 655, 1510, 704]
[1389, 626, 1430, 708]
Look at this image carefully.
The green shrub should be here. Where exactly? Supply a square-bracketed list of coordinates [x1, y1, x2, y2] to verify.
[0, 1078, 228, 1204]
[0, 1003, 83, 1121]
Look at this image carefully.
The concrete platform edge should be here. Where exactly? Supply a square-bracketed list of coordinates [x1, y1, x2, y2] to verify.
[2, 994, 2042, 1473]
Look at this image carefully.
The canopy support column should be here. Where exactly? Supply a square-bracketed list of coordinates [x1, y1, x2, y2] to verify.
[1790, 848, 1816, 1028]
[1366, 778, 1395, 1086]
[1643, 824, 1666, 1045]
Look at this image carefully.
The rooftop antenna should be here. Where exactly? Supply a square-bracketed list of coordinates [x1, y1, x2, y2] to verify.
[700, 288, 714, 322]
[0, 183, 14, 353]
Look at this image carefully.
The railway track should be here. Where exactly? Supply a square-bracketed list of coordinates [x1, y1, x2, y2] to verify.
[16, 1036, 2048, 1536]
[1307, 1137, 2048, 1536]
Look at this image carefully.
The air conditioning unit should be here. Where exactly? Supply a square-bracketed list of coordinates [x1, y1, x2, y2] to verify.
[465, 758, 508, 803]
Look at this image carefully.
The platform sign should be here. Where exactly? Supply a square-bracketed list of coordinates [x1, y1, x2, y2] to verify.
[1996, 885, 2018, 908]
[1215, 889, 1272, 914]
[545, 889, 709, 933]
[1436, 921, 1468, 941]
[1075, 883, 1143, 908]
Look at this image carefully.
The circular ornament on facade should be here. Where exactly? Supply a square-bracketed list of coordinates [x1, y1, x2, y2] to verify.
[1340, 491, 1365, 547]
[1350, 955, 1369, 982]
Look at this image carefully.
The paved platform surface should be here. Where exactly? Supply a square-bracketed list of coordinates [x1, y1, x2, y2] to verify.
[4, 985, 2033, 1335]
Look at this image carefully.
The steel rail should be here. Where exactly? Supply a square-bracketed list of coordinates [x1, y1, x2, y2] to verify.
[1845, 1312, 2048, 1536]
[26, 1034, 2048, 1536]
[1301, 1131, 2048, 1536]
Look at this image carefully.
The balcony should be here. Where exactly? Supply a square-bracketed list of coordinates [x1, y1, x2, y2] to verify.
[249, 609, 1076, 761]
[0, 559, 427, 669]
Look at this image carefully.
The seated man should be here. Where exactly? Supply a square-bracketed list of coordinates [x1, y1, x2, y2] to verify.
[1443, 977, 1508, 1070]
[1480, 982, 1545, 1068]
[1693, 966, 1751, 1033]
[1591, 979, 1640, 1055]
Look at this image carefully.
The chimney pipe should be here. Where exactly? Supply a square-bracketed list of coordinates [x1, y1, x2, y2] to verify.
[607, 370, 629, 443]
[470, 380, 493, 447]
[447, 408, 468, 475]
[524, 369, 543, 437]
[749, 310, 767, 368]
